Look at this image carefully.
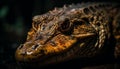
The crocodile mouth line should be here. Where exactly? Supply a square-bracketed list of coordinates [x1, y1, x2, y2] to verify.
[16, 32, 97, 67]
[25, 35, 97, 67]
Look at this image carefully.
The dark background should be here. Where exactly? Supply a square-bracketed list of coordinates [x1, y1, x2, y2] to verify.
[0, 0, 120, 69]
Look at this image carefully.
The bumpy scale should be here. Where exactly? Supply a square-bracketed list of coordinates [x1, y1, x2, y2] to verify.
[15, 2, 120, 66]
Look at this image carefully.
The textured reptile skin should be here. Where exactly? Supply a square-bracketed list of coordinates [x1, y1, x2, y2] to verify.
[15, 2, 120, 66]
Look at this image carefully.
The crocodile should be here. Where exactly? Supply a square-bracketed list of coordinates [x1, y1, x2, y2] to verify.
[15, 2, 120, 66]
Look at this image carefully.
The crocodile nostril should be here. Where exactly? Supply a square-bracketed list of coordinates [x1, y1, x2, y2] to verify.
[32, 44, 39, 50]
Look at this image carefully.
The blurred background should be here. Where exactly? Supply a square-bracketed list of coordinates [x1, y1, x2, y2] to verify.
[0, 0, 119, 69]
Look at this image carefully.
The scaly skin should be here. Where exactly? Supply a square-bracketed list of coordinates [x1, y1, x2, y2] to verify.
[15, 2, 120, 66]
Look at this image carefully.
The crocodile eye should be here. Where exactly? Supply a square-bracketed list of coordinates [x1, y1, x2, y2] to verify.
[59, 18, 73, 34]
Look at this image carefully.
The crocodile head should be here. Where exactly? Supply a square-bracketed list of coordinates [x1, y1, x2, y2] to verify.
[15, 5, 107, 66]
